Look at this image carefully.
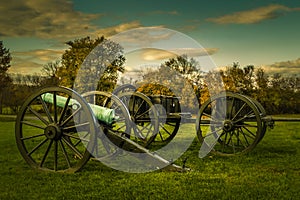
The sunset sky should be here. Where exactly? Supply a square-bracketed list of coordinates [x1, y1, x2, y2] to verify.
[1, 0, 300, 76]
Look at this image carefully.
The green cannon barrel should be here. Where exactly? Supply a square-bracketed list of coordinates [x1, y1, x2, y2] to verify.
[41, 93, 115, 124]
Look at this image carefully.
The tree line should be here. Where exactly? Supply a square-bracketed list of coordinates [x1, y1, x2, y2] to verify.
[1, 38, 299, 115]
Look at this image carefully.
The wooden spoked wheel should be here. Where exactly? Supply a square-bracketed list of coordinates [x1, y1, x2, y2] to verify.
[15, 87, 96, 172]
[147, 96, 181, 147]
[241, 95, 267, 142]
[117, 91, 159, 147]
[81, 91, 132, 158]
[196, 92, 263, 156]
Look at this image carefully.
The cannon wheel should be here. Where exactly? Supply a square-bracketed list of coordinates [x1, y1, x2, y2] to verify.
[117, 91, 159, 147]
[115, 84, 181, 147]
[241, 95, 267, 142]
[148, 102, 181, 146]
[15, 87, 96, 172]
[81, 91, 132, 158]
[196, 92, 263, 156]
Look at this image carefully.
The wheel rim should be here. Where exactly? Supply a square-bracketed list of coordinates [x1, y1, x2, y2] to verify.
[15, 87, 96, 172]
[112, 84, 136, 96]
[197, 92, 262, 156]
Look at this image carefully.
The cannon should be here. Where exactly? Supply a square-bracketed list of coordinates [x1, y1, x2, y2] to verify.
[15, 86, 183, 172]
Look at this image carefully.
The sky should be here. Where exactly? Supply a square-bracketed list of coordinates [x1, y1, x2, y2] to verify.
[1, 0, 300, 76]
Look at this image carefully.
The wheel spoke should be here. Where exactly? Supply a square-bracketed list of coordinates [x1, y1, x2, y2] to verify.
[28, 106, 49, 125]
[136, 123, 153, 138]
[220, 131, 227, 152]
[203, 127, 223, 139]
[202, 112, 218, 121]
[62, 137, 83, 159]
[135, 107, 152, 120]
[159, 125, 172, 136]
[241, 126, 257, 139]
[233, 112, 255, 124]
[226, 131, 234, 146]
[229, 132, 236, 153]
[62, 122, 90, 131]
[39, 96, 53, 123]
[133, 99, 146, 118]
[58, 140, 70, 168]
[231, 102, 246, 121]
[239, 127, 250, 146]
[61, 107, 82, 127]
[63, 133, 90, 143]
[27, 138, 48, 156]
[21, 120, 45, 130]
[21, 133, 45, 141]
[40, 140, 53, 167]
[59, 96, 71, 124]
[234, 129, 247, 148]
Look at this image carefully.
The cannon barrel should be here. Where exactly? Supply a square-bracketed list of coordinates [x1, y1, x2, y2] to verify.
[41, 93, 115, 124]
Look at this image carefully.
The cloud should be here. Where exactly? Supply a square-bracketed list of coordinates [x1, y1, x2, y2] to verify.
[0, 0, 142, 41]
[262, 58, 300, 76]
[1, 0, 144, 74]
[8, 57, 43, 74]
[141, 48, 219, 61]
[95, 21, 142, 37]
[0, 0, 101, 40]
[109, 26, 175, 50]
[206, 4, 300, 24]
[13, 49, 64, 62]
[170, 48, 219, 57]
[9, 49, 64, 74]
[142, 49, 177, 61]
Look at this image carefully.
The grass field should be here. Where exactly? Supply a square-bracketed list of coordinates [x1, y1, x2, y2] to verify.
[0, 115, 300, 199]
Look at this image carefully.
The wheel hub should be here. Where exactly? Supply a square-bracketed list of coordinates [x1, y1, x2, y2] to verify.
[223, 120, 234, 132]
[44, 124, 62, 140]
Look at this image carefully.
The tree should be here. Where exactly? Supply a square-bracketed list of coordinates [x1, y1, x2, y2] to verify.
[138, 55, 202, 112]
[220, 62, 255, 95]
[57, 36, 125, 92]
[57, 36, 104, 88]
[41, 60, 61, 86]
[0, 41, 12, 114]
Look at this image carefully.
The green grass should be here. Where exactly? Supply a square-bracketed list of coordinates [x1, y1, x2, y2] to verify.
[0, 116, 300, 199]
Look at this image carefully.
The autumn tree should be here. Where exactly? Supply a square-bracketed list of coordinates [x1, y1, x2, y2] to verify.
[220, 62, 255, 95]
[56, 36, 104, 87]
[0, 41, 12, 114]
[138, 55, 202, 112]
[75, 38, 125, 93]
[57, 36, 125, 92]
